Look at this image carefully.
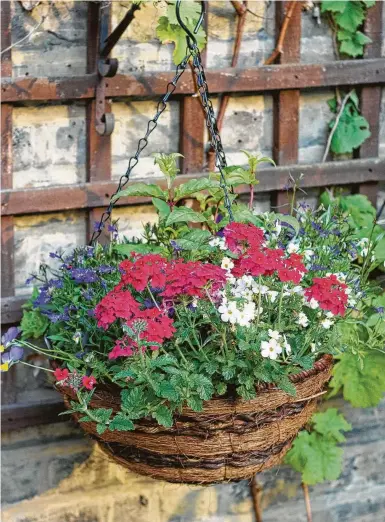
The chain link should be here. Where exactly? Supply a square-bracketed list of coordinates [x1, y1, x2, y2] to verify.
[91, 32, 234, 243]
[189, 44, 234, 222]
[91, 52, 192, 244]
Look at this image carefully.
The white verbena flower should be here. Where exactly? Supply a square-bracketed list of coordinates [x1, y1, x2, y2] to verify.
[297, 312, 309, 328]
[267, 290, 279, 303]
[221, 257, 234, 271]
[287, 242, 299, 254]
[283, 336, 291, 354]
[268, 329, 281, 341]
[321, 318, 334, 329]
[305, 297, 319, 310]
[261, 339, 282, 360]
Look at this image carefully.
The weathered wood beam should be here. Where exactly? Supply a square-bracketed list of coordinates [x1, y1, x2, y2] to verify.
[2, 59, 385, 103]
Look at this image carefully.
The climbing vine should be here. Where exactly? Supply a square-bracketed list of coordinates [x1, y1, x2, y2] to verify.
[320, 0, 374, 158]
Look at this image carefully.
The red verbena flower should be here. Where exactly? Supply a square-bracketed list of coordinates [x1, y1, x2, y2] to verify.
[161, 260, 227, 298]
[108, 338, 136, 360]
[82, 375, 97, 390]
[54, 368, 69, 382]
[223, 222, 265, 254]
[304, 275, 348, 316]
[277, 253, 307, 284]
[119, 254, 168, 292]
[94, 290, 141, 329]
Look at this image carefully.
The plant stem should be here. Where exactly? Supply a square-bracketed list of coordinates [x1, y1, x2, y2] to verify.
[322, 90, 354, 163]
[277, 287, 284, 330]
[147, 284, 160, 310]
[19, 360, 54, 372]
[302, 483, 313, 522]
[249, 183, 254, 210]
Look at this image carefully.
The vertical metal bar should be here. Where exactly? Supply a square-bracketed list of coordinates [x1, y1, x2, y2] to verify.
[86, 1, 112, 243]
[358, 2, 383, 207]
[272, 1, 302, 211]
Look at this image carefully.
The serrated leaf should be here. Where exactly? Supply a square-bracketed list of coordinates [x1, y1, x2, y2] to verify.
[109, 414, 135, 431]
[89, 408, 113, 424]
[335, 1, 365, 32]
[166, 207, 207, 226]
[167, 0, 201, 25]
[156, 16, 206, 65]
[152, 197, 171, 220]
[96, 423, 108, 435]
[285, 431, 343, 485]
[215, 382, 227, 396]
[191, 374, 214, 400]
[149, 354, 178, 369]
[276, 375, 296, 396]
[153, 405, 173, 427]
[321, 1, 347, 13]
[312, 408, 352, 443]
[112, 369, 136, 381]
[121, 388, 145, 411]
[187, 395, 203, 411]
[330, 102, 371, 154]
[174, 178, 218, 201]
[157, 381, 180, 402]
[78, 415, 93, 423]
[329, 350, 385, 407]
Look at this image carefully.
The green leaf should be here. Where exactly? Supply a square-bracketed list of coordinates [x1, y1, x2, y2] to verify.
[165, 207, 207, 226]
[20, 310, 50, 339]
[362, 0, 376, 7]
[156, 16, 206, 65]
[175, 229, 212, 250]
[149, 354, 178, 369]
[153, 405, 173, 427]
[335, 1, 365, 32]
[187, 396, 203, 411]
[285, 431, 343, 485]
[89, 408, 113, 424]
[276, 375, 296, 396]
[152, 197, 171, 220]
[174, 178, 218, 201]
[78, 415, 93, 423]
[329, 350, 385, 407]
[167, 0, 201, 25]
[112, 183, 166, 202]
[215, 382, 227, 396]
[232, 205, 262, 227]
[157, 381, 180, 402]
[330, 102, 371, 154]
[109, 414, 135, 431]
[193, 375, 214, 401]
[114, 243, 164, 255]
[96, 423, 108, 435]
[321, 1, 347, 13]
[272, 213, 300, 235]
[338, 30, 372, 57]
[312, 408, 352, 443]
[121, 388, 145, 411]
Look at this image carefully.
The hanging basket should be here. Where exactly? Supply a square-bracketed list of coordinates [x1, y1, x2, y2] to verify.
[58, 354, 332, 484]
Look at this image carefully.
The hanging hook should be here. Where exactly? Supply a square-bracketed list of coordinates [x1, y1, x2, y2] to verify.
[175, 0, 205, 49]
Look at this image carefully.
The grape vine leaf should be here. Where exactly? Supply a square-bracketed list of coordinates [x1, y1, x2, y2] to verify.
[330, 101, 371, 154]
[338, 29, 372, 57]
[156, 16, 206, 65]
[321, 1, 347, 13]
[166, 0, 201, 25]
[329, 350, 385, 407]
[312, 408, 352, 443]
[285, 431, 344, 485]
[334, 1, 365, 32]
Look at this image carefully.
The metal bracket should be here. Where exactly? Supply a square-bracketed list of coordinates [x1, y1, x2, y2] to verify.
[95, 3, 140, 136]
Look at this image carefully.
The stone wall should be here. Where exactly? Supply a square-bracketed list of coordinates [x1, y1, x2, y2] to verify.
[2, 1, 385, 521]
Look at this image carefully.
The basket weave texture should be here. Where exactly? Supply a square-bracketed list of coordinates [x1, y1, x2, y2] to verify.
[60, 354, 333, 484]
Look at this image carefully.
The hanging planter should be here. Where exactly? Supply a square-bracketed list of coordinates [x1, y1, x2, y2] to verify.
[3, 0, 384, 487]
[58, 355, 332, 484]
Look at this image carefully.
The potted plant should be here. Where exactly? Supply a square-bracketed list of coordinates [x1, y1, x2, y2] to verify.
[3, 148, 384, 484]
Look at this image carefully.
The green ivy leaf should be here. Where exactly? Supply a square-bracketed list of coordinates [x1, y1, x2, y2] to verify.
[112, 183, 167, 202]
[312, 408, 352, 443]
[329, 350, 385, 407]
[174, 178, 218, 201]
[153, 405, 173, 427]
[330, 101, 371, 154]
[335, 1, 365, 32]
[165, 207, 207, 226]
[285, 431, 344, 485]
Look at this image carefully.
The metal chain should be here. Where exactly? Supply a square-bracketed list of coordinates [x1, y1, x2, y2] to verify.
[90, 52, 192, 244]
[189, 45, 234, 222]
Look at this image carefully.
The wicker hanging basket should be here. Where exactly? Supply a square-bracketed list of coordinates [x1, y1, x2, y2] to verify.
[59, 354, 332, 484]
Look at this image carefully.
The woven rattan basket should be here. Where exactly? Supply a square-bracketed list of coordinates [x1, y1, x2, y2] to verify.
[59, 354, 332, 484]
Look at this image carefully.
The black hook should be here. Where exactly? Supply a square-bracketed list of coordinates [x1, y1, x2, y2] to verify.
[175, 0, 205, 49]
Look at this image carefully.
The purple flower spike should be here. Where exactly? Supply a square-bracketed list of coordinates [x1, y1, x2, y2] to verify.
[2, 327, 21, 347]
